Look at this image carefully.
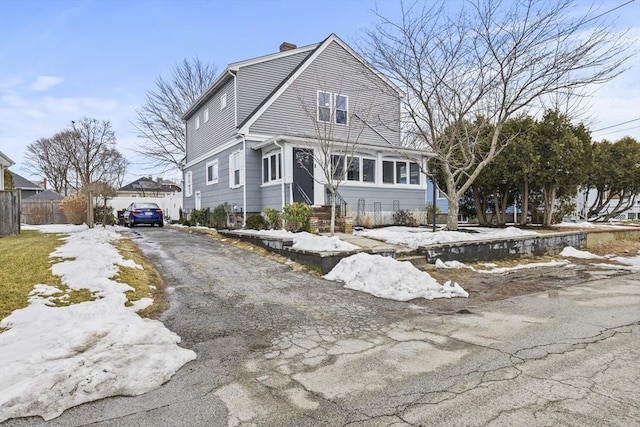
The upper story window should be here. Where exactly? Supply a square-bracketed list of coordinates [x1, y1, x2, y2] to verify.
[221, 93, 227, 110]
[262, 152, 282, 184]
[318, 91, 348, 125]
[204, 108, 209, 123]
[206, 159, 218, 185]
[195, 116, 200, 130]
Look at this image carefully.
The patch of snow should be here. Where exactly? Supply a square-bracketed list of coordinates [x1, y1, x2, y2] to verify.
[560, 246, 604, 259]
[21, 224, 89, 233]
[324, 253, 468, 301]
[0, 226, 196, 422]
[477, 260, 571, 274]
[435, 259, 473, 270]
[610, 255, 640, 272]
[241, 230, 359, 252]
[354, 226, 538, 249]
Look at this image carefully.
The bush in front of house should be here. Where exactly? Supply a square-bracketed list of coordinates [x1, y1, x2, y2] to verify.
[264, 208, 281, 229]
[210, 203, 229, 229]
[282, 202, 312, 232]
[190, 208, 206, 226]
[61, 194, 87, 225]
[94, 205, 117, 226]
[246, 214, 267, 230]
[393, 209, 417, 227]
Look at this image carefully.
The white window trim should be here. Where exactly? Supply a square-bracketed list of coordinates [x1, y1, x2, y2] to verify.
[262, 151, 282, 185]
[381, 158, 421, 186]
[206, 159, 219, 185]
[195, 116, 200, 130]
[229, 149, 244, 189]
[194, 190, 201, 209]
[335, 94, 348, 125]
[221, 93, 227, 110]
[204, 108, 209, 123]
[317, 90, 331, 123]
[185, 171, 193, 197]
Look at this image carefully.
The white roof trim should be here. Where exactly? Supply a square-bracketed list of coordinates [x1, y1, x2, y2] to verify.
[239, 34, 402, 134]
[228, 43, 319, 70]
[0, 150, 15, 167]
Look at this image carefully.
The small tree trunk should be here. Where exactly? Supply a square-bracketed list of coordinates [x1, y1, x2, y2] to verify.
[520, 177, 529, 226]
[473, 185, 488, 226]
[543, 186, 556, 227]
[493, 189, 502, 225]
[499, 186, 510, 226]
[447, 199, 460, 231]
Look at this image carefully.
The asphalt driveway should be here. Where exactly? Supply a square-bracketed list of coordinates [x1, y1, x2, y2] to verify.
[6, 227, 639, 426]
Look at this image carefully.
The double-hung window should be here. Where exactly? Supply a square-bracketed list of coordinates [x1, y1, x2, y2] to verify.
[317, 91, 348, 125]
[229, 150, 244, 188]
[206, 159, 218, 185]
[262, 152, 282, 184]
[185, 171, 193, 197]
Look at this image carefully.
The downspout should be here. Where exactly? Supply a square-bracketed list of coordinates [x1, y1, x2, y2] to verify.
[274, 138, 285, 210]
[240, 133, 247, 226]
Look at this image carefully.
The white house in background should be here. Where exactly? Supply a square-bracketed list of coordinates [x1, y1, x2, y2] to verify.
[0, 150, 15, 190]
[575, 188, 640, 221]
[110, 176, 183, 221]
[181, 34, 431, 226]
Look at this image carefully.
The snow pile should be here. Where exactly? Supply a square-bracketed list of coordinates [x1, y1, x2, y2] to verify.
[610, 254, 640, 271]
[560, 246, 604, 259]
[21, 223, 89, 233]
[0, 226, 196, 422]
[241, 230, 359, 252]
[324, 253, 468, 301]
[435, 259, 473, 269]
[354, 226, 538, 249]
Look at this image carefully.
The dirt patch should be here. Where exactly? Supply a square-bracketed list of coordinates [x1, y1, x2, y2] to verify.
[586, 239, 640, 256]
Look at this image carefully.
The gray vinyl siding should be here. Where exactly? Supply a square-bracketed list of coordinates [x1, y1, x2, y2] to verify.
[336, 186, 426, 212]
[237, 50, 311, 125]
[186, 79, 236, 163]
[244, 141, 262, 213]
[183, 143, 244, 212]
[260, 185, 283, 211]
[250, 40, 400, 145]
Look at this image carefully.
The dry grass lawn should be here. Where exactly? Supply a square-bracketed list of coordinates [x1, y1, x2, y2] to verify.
[0, 229, 166, 326]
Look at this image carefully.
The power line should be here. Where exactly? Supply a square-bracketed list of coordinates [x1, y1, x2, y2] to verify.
[592, 118, 640, 133]
[594, 125, 640, 136]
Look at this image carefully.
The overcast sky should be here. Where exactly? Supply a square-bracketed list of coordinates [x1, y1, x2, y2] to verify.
[1, 0, 638, 185]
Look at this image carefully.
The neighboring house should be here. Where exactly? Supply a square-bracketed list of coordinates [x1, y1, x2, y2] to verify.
[181, 34, 430, 225]
[575, 188, 640, 221]
[117, 176, 180, 197]
[0, 150, 15, 190]
[110, 176, 183, 221]
[9, 171, 43, 200]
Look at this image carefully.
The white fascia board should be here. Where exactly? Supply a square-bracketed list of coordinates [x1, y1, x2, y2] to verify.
[0, 150, 15, 167]
[228, 43, 319, 71]
[181, 70, 234, 120]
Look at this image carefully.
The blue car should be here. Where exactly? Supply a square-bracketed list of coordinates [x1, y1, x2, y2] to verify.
[124, 202, 164, 227]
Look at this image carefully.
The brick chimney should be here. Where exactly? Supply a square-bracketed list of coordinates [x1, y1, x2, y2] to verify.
[279, 42, 297, 52]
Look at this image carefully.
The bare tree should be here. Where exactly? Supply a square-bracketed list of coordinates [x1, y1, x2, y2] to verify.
[68, 117, 128, 189]
[133, 58, 218, 170]
[362, 0, 631, 230]
[24, 131, 74, 194]
[293, 80, 373, 235]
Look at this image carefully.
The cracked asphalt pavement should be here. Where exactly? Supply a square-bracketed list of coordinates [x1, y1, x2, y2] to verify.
[6, 227, 639, 426]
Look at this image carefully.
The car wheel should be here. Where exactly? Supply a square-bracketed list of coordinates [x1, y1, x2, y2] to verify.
[158, 221, 164, 227]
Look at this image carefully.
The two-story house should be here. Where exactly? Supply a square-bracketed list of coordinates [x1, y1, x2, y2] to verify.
[181, 34, 429, 226]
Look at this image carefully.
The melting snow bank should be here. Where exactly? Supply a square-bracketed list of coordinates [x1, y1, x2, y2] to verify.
[560, 246, 604, 259]
[0, 227, 196, 422]
[324, 253, 468, 301]
[240, 229, 359, 251]
[436, 258, 571, 273]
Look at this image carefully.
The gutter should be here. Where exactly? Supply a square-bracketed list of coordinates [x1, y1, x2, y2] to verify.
[273, 138, 285, 211]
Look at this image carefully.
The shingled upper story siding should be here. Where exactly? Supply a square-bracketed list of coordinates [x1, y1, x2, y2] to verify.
[186, 78, 236, 163]
[248, 40, 400, 146]
[236, 50, 313, 126]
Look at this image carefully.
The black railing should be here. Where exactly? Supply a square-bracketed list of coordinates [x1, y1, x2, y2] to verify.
[294, 182, 313, 205]
[325, 187, 347, 217]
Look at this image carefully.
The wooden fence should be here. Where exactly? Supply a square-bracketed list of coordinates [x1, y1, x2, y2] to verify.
[0, 190, 20, 237]
[22, 199, 65, 225]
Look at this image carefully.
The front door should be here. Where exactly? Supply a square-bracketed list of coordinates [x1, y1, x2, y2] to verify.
[292, 148, 314, 204]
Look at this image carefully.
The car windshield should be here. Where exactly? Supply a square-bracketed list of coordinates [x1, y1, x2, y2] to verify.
[135, 203, 160, 209]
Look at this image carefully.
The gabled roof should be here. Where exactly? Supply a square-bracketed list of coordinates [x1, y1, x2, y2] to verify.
[238, 33, 402, 133]
[119, 177, 175, 193]
[182, 34, 402, 126]
[181, 42, 319, 121]
[26, 189, 63, 201]
[9, 171, 42, 190]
